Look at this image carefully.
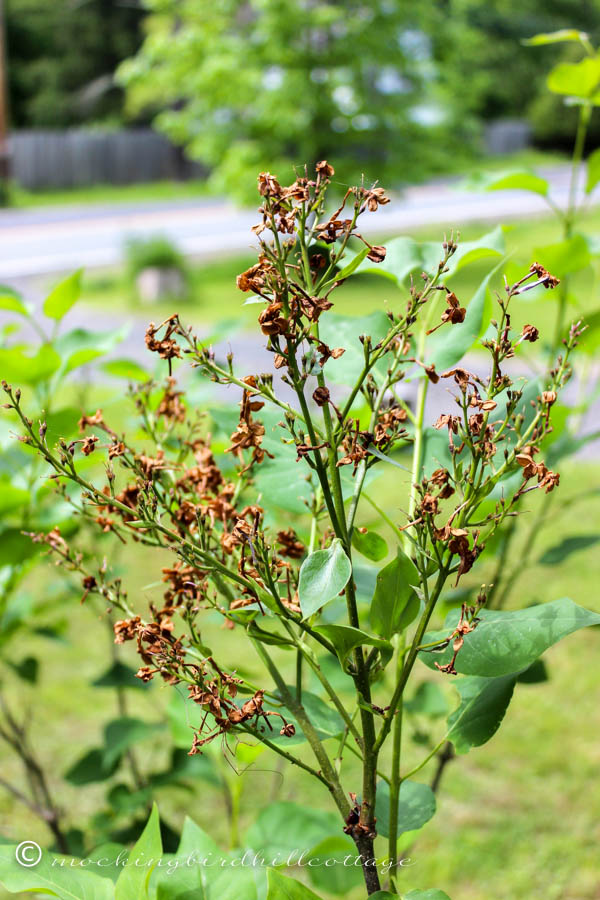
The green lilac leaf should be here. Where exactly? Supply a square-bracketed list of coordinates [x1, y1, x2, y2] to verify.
[375, 780, 436, 838]
[115, 803, 162, 900]
[446, 674, 517, 754]
[298, 539, 352, 619]
[351, 528, 388, 561]
[43, 268, 83, 320]
[314, 623, 393, 671]
[419, 598, 600, 677]
[370, 550, 420, 639]
[267, 867, 323, 899]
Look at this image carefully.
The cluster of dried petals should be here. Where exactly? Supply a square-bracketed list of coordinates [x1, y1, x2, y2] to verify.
[145, 318, 183, 361]
[113, 616, 142, 643]
[361, 185, 390, 212]
[225, 382, 273, 470]
[430, 467, 455, 500]
[78, 409, 106, 432]
[428, 291, 466, 334]
[373, 405, 408, 445]
[277, 528, 305, 559]
[434, 603, 481, 675]
[516, 447, 559, 493]
[157, 378, 186, 422]
[187, 666, 295, 753]
[521, 323, 539, 343]
[258, 302, 288, 336]
[162, 563, 207, 606]
[337, 420, 370, 473]
[530, 261, 560, 289]
[236, 256, 274, 294]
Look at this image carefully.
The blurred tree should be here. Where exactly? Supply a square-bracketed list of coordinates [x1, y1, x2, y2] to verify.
[6, 0, 145, 127]
[117, 0, 470, 200]
[428, 0, 600, 150]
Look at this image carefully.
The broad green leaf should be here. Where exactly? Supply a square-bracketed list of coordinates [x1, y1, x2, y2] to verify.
[446, 674, 517, 754]
[0, 345, 61, 385]
[516, 659, 548, 684]
[445, 226, 505, 276]
[351, 528, 388, 561]
[484, 171, 549, 197]
[103, 717, 164, 768]
[419, 598, 600, 677]
[533, 234, 590, 278]
[305, 836, 362, 894]
[370, 550, 420, 639]
[404, 682, 448, 718]
[364, 236, 439, 283]
[271, 688, 345, 744]
[0, 293, 29, 316]
[254, 456, 313, 514]
[245, 802, 338, 859]
[0, 528, 41, 566]
[335, 246, 370, 281]
[0, 841, 114, 899]
[524, 29, 588, 46]
[298, 539, 352, 619]
[115, 804, 162, 900]
[367, 894, 397, 899]
[64, 748, 119, 785]
[104, 358, 152, 382]
[320, 311, 391, 386]
[87, 843, 128, 884]
[63, 348, 104, 373]
[0, 480, 29, 514]
[375, 780, 436, 838]
[205, 862, 260, 900]
[586, 147, 600, 194]
[357, 228, 504, 284]
[92, 661, 147, 690]
[547, 56, 600, 99]
[538, 534, 600, 565]
[314, 623, 393, 671]
[405, 891, 452, 900]
[267, 868, 323, 900]
[6, 656, 38, 683]
[43, 269, 83, 320]
[155, 816, 219, 898]
[425, 264, 497, 371]
[56, 325, 129, 375]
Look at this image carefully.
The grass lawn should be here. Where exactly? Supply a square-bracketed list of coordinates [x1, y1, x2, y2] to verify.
[76, 202, 600, 352]
[8, 149, 567, 210]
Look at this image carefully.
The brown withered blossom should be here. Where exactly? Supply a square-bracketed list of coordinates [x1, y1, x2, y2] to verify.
[522, 323, 539, 342]
[157, 378, 186, 422]
[277, 528, 305, 559]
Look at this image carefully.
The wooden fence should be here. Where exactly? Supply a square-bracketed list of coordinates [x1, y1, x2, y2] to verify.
[8, 129, 205, 190]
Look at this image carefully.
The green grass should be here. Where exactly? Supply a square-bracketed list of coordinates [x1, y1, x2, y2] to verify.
[7, 149, 566, 210]
[7, 179, 212, 209]
[77, 202, 600, 346]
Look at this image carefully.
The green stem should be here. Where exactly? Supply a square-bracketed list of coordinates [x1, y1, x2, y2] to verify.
[251, 638, 350, 819]
[387, 633, 406, 891]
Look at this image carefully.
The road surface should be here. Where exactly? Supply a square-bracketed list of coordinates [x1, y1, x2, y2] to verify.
[0, 164, 592, 280]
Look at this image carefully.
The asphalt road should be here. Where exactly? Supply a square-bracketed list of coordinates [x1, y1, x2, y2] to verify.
[0, 164, 592, 280]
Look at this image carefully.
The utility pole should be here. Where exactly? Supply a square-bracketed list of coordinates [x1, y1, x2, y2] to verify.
[0, 0, 10, 205]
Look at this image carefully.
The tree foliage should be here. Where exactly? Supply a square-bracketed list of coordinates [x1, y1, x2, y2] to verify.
[117, 0, 465, 200]
[6, 0, 144, 127]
